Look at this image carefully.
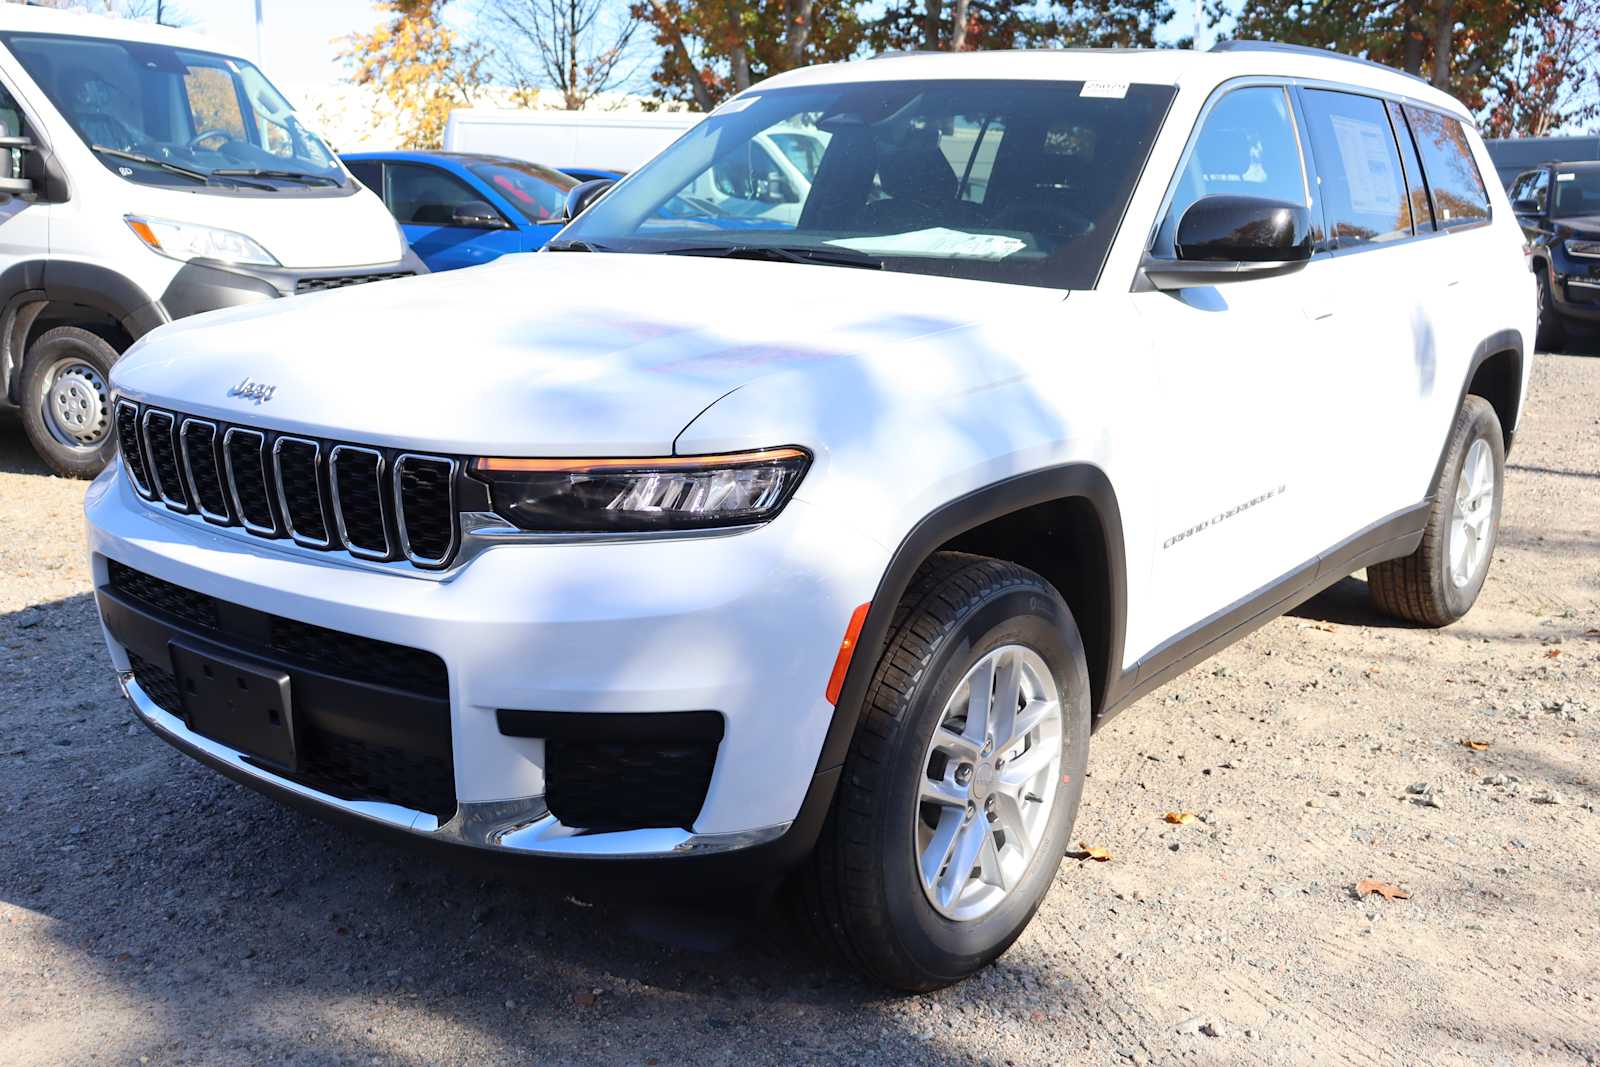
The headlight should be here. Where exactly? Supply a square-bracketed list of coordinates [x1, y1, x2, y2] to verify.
[125, 215, 279, 267]
[1563, 238, 1600, 258]
[472, 447, 810, 533]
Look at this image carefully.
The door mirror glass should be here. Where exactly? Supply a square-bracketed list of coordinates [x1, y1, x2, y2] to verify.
[1512, 197, 1541, 215]
[1175, 195, 1313, 262]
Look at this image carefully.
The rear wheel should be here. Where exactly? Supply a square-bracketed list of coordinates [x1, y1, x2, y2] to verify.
[1369, 396, 1504, 626]
[19, 326, 120, 479]
[802, 553, 1091, 991]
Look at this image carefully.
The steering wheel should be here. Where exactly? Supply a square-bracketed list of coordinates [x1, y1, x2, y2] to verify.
[188, 129, 234, 151]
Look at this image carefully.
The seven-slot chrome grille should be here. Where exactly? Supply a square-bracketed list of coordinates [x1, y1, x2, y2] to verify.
[114, 400, 460, 570]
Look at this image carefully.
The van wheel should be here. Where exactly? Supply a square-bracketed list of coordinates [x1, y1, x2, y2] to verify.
[802, 552, 1091, 991]
[1535, 271, 1565, 353]
[1369, 396, 1504, 627]
[19, 326, 120, 479]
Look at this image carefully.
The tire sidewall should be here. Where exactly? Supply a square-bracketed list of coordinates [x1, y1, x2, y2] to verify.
[1437, 400, 1505, 619]
[877, 583, 1091, 983]
[19, 327, 120, 479]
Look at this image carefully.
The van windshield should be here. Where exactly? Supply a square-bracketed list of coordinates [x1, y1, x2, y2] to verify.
[1, 31, 347, 193]
[556, 79, 1175, 289]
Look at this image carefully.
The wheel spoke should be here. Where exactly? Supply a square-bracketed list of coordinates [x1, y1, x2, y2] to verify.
[988, 650, 1022, 751]
[1001, 698, 1058, 753]
[962, 656, 996, 746]
[920, 808, 964, 887]
[997, 739, 1055, 788]
[977, 827, 1008, 890]
[991, 791, 1031, 862]
[931, 725, 981, 763]
[920, 772, 967, 809]
[938, 818, 989, 909]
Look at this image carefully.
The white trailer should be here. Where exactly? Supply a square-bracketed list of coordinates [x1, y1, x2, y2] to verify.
[443, 109, 703, 172]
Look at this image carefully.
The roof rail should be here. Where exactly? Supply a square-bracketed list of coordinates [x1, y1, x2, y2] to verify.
[1209, 39, 1425, 83]
[869, 49, 945, 60]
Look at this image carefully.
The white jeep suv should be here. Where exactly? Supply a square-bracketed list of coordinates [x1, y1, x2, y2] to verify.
[87, 42, 1533, 990]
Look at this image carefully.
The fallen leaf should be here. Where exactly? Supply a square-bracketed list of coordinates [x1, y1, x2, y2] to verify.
[1460, 739, 1491, 751]
[1076, 841, 1113, 862]
[1545, 648, 1562, 658]
[574, 992, 599, 1007]
[1354, 878, 1410, 901]
[1163, 811, 1197, 825]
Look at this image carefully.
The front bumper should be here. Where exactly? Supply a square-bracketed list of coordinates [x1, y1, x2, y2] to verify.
[85, 461, 887, 869]
[1546, 246, 1600, 322]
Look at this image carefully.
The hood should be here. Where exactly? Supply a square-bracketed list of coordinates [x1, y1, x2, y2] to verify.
[127, 184, 406, 269]
[112, 252, 1062, 456]
[1554, 215, 1600, 238]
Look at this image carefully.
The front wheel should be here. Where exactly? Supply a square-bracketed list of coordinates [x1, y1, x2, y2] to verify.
[1368, 395, 1505, 626]
[1535, 270, 1566, 353]
[19, 326, 121, 479]
[802, 553, 1091, 991]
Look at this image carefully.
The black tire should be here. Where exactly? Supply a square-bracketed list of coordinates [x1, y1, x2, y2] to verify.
[801, 552, 1092, 991]
[19, 326, 121, 479]
[1535, 267, 1566, 353]
[1368, 396, 1505, 627]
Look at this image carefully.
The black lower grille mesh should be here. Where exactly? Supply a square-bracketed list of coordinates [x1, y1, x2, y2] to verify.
[295, 272, 410, 294]
[108, 560, 219, 630]
[128, 652, 182, 712]
[397, 457, 455, 563]
[292, 731, 457, 820]
[144, 412, 187, 508]
[182, 422, 229, 519]
[546, 738, 718, 832]
[268, 616, 449, 699]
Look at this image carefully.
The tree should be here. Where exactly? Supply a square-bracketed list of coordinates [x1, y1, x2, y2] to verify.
[1223, 0, 1541, 113]
[871, 0, 1174, 54]
[635, 0, 863, 108]
[1481, 1, 1600, 136]
[479, 0, 641, 110]
[339, 0, 486, 148]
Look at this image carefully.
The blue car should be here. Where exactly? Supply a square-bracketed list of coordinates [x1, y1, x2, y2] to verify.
[341, 151, 580, 272]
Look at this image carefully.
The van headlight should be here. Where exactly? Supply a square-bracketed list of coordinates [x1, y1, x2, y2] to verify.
[471, 448, 810, 533]
[125, 216, 280, 267]
[1563, 238, 1600, 258]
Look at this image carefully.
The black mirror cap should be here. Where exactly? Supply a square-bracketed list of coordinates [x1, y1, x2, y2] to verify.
[1512, 197, 1541, 215]
[564, 178, 616, 222]
[1175, 195, 1313, 264]
[452, 200, 506, 228]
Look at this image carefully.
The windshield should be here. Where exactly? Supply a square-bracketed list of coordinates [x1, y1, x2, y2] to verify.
[1, 31, 346, 193]
[465, 158, 577, 223]
[558, 79, 1174, 289]
[1552, 169, 1600, 218]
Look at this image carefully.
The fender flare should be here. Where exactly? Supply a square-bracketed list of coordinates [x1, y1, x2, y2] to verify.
[1427, 328, 1525, 490]
[0, 261, 168, 401]
[811, 462, 1128, 777]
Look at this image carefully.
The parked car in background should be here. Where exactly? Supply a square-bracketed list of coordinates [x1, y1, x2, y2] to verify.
[1485, 135, 1600, 189]
[0, 4, 418, 478]
[559, 166, 625, 183]
[1509, 160, 1600, 350]
[444, 108, 701, 173]
[94, 43, 1530, 992]
[342, 150, 578, 272]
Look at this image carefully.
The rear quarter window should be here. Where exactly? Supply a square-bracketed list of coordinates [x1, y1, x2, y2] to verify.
[1403, 105, 1491, 228]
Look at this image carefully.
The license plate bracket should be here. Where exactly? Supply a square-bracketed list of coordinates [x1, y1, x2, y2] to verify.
[170, 641, 296, 771]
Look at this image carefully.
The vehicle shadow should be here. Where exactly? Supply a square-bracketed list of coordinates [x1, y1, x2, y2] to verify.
[0, 409, 52, 477]
[1285, 573, 1421, 629]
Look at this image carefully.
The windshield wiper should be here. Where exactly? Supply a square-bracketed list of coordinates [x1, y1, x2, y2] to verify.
[545, 239, 613, 252]
[660, 244, 884, 270]
[212, 167, 340, 187]
[91, 145, 210, 184]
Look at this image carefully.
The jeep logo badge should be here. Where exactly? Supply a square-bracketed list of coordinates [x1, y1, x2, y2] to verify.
[228, 378, 276, 404]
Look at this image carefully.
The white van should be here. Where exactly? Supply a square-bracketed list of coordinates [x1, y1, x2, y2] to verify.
[443, 108, 701, 173]
[0, 6, 419, 477]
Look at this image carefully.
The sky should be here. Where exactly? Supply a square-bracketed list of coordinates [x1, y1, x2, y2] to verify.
[179, 0, 1220, 90]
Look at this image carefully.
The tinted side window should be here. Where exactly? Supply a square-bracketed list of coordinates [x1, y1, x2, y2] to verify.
[1403, 105, 1490, 228]
[0, 81, 32, 182]
[1157, 85, 1306, 254]
[1301, 89, 1410, 248]
[1387, 99, 1433, 232]
[386, 163, 481, 226]
[344, 159, 382, 193]
[1528, 169, 1550, 212]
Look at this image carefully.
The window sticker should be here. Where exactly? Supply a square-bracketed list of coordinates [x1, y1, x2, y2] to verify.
[1080, 81, 1129, 99]
[1558, 172, 1577, 181]
[1329, 113, 1399, 215]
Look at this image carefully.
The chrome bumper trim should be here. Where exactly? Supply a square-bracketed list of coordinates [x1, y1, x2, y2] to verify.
[120, 672, 789, 859]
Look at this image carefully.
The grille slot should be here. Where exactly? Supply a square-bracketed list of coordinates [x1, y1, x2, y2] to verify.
[115, 401, 153, 498]
[273, 437, 330, 547]
[294, 271, 411, 294]
[223, 429, 277, 535]
[180, 419, 230, 522]
[546, 738, 719, 832]
[117, 403, 463, 570]
[395, 455, 457, 567]
[329, 446, 389, 558]
[141, 410, 189, 511]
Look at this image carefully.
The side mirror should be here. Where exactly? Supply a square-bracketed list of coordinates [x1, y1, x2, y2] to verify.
[1142, 195, 1313, 290]
[563, 178, 616, 222]
[761, 172, 797, 204]
[451, 200, 507, 228]
[1512, 197, 1541, 215]
[0, 135, 37, 197]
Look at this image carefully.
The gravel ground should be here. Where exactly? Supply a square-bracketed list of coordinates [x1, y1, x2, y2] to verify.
[1, 352, 1597, 1067]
